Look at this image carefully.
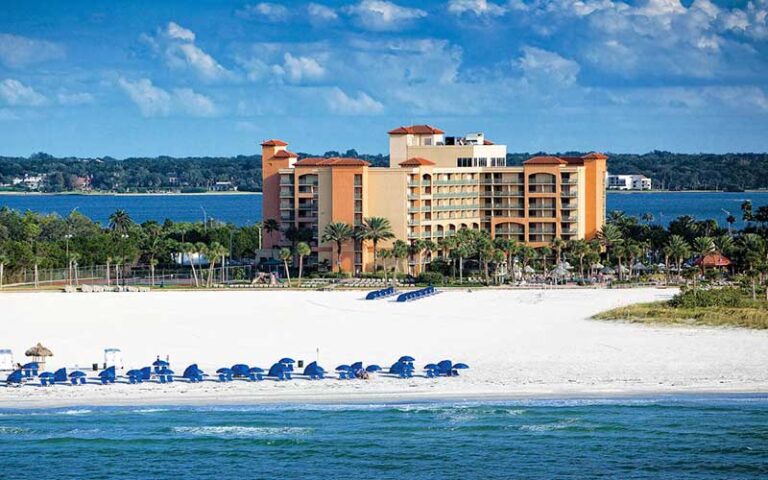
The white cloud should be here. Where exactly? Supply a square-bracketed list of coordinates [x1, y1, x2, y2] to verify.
[0, 34, 65, 68]
[327, 87, 384, 114]
[236, 3, 291, 22]
[518, 46, 580, 87]
[142, 22, 235, 82]
[343, 0, 427, 31]
[166, 21, 196, 41]
[57, 92, 95, 106]
[279, 53, 326, 83]
[448, 0, 506, 17]
[173, 87, 217, 116]
[307, 3, 339, 24]
[0, 79, 47, 106]
[117, 78, 172, 117]
[118, 78, 218, 118]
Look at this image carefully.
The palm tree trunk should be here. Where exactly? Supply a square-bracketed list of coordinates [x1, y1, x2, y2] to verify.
[106, 260, 111, 286]
[283, 260, 291, 284]
[298, 256, 304, 287]
[336, 242, 343, 273]
[0, 263, 3, 290]
[189, 256, 199, 287]
[34, 263, 39, 288]
[372, 240, 378, 273]
[150, 263, 155, 286]
[459, 256, 464, 283]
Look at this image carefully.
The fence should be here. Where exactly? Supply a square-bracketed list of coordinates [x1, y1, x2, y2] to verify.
[2, 263, 260, 289]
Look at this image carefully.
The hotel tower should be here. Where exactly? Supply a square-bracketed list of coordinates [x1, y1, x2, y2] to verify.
[261, 125, 607, 274]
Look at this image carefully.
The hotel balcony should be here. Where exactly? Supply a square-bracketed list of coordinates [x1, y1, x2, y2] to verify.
[279, 189, 294, 198]
[528, 185, 557, 194]
[435, 179, 477, 186]
[561, 189, 578, 198]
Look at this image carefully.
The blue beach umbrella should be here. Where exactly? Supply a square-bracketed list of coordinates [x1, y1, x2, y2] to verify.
[453, 363, 469, 370]
[231, 364, 250, 376]
[216, 368, 233, 375]
[248, 367, 264, 373]
[69, 370, 87, 379]
[159, 367, 174, 375]
[279, 358, 295, 364]
[398, 356, 415, 363]
[39, 372, 55, 380]
[335, 365, 351, 371]
[183, 364, 202, 377]
[127, 369, 143, 377]
[152, 359, 169, 367]
[365, 365, 382, 373]
[423, 363, 438, 370]
[350, 361, 364, 371]
[6, 370, 22, 384]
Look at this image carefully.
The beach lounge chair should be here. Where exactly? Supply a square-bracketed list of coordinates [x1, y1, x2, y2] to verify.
[152, 358, 169, 374]
[231, 364, 250, 379]
[21, 362, 39, 378]
[336, 365, 351, 379]
[69, 370, 87, 385]
[302, 361, 325, 380]
[158, 367, 174, 383]
[216, 368, 233, 382]
[5, 370, 22, 386]
[127, 369, 144, 384]
[182, 364, 205, 383]
[53, 368, 68, 384]
[39, 372, 55, 386]
[268, 363, 289, 381]
[248, 367, 264, 381]
[98, 366, 116, 384]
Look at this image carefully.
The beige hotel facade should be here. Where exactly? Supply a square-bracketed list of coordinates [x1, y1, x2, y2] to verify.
[262, 125, 607, 274]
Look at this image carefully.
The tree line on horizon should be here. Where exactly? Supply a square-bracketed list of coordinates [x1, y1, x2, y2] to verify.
[2, 150, 767, 193]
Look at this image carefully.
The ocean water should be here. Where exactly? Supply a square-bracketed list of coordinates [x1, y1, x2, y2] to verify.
[1, 191, 768, 226]
[0, 396, 766, 479]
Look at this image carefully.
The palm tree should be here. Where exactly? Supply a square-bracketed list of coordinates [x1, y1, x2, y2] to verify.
[182, 242, 199, 287]
[409, 239, 425, 276]
[360, 217, 394, 273]
[295, 242, 311, 287]
[598, 224, 624, 279]
[279, 247, 292, 284]
[321, 222, 354, 273]
[692, 236, 716, 277]
[263, 219, 280, 237]
[108, 209, 133, 235]
[568, 239, 590, 278]
[641, 212, 655, 224]
[550, 237, 566, 264]
[666, 235, 691, 282]
[0, 252, 7, 290]
[391, 240, 409, 278]
[379, 248, 392, 282]
[206, 242, 228, 287]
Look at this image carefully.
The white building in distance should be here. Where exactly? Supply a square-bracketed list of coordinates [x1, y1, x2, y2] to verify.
[607, 174, 652, 191]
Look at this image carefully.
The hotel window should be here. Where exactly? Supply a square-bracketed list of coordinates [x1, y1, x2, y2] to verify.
[354, 174, 362, 186]
[457, 157, 472, 167]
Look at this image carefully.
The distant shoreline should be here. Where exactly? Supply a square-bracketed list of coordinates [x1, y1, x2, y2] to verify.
[1, 190, 766, 196]
[0, 191, 262, 196]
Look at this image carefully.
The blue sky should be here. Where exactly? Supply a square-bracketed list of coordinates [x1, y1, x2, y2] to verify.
[1, 0, 767, 157]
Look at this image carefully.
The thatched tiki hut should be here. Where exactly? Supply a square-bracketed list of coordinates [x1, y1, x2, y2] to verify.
[25, 342, 53, 369]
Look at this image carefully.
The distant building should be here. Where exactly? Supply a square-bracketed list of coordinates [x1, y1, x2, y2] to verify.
[12, 174, 46, 190]
[209, 181, 238, 192]
[72, 175, 92, 191]
[607, 174, 652, 191]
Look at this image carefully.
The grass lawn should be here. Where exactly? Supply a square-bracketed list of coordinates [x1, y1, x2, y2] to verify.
[593, 301, 768, 329]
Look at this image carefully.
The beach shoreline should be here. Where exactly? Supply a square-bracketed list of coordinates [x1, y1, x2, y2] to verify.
[2, 288, 767, 409]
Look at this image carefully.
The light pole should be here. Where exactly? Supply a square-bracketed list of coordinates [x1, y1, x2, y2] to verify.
[121, 233, 128, 286]
[64, 234, 73, 286]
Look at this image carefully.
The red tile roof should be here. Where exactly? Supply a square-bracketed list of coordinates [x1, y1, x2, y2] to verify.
[388, 125, 445, 135]
[582, 152, 608, 160]
[295, 157, 370, 167]
[261, 139, 288, 146]
[399, 157, 436, 167]
[271, 150, 298, 158]
[483, 139, 495, 145]
[523, 156, 568, 166]
[694, 253, 732, 268]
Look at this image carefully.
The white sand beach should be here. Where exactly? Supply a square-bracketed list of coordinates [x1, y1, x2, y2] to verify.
[1, 288, 767, 408]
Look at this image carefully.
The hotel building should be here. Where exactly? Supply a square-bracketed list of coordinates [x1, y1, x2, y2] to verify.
[261, 125, 607, 274]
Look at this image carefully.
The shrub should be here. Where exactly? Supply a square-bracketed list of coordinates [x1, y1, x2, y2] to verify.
[417, 271, 444, 285]
[669, 287, 748, 308]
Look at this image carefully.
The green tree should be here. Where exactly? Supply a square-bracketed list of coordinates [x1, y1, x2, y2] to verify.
[295, 242, 311, 287]
[321, 222, 354, 273]
[279, 247, 292, 284]
[359, 217, 394, 273]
